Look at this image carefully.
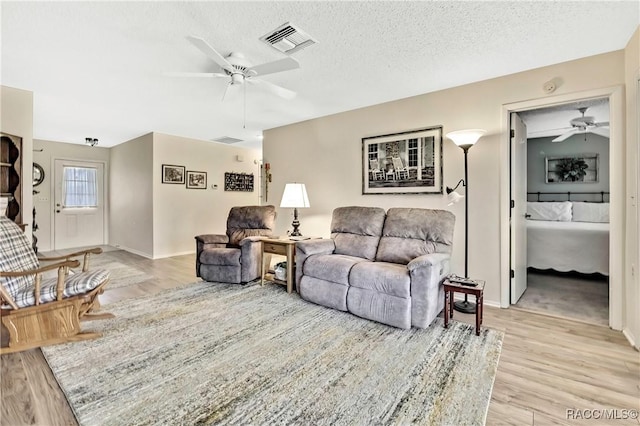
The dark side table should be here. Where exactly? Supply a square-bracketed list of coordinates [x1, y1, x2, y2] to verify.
[443, 278, 485, 336]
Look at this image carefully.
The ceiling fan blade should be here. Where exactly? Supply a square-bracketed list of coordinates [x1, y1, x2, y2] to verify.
[248, 78, 297, 100]
[552, 129, 578, 142]
[589, 127, 610, 138]
[247, 57, 299, 77]
[186, 35, 234, 73]
[163, 72, 226, 78]
[594, 121, 610, 127]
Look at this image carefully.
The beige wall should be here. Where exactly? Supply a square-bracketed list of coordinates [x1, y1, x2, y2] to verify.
[152, 133, 261, 258]
[624, 27, 640, 347]
[33, 139, 110, 252]
[0, 86, 33, 240]
[264, 50, 627, 308]
[110, 133, 154, 257]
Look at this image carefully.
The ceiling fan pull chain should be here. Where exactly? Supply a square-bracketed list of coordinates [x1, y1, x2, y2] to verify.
[243, 82, 247, 129]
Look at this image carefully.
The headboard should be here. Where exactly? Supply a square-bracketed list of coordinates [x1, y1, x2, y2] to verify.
[527, 191, 609, 203]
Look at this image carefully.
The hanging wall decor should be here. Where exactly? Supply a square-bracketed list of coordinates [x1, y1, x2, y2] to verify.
[224, 172, 254, 192]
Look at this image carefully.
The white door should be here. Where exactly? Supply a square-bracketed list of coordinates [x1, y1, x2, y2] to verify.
[54, 159, 105, 249]
[510, 113, 528, 303]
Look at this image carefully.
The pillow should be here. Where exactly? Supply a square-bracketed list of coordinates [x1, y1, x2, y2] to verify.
[526, 201, 572, 221]
[572, 202, 609, 223]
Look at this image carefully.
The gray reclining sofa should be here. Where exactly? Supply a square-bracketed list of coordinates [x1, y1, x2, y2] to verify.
[295, 206, 455, 329]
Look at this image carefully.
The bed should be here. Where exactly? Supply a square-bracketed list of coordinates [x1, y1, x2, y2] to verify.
[526, 196, 610, 276]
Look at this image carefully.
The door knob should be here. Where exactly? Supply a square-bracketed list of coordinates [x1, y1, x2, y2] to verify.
[524, 213, 531, 218]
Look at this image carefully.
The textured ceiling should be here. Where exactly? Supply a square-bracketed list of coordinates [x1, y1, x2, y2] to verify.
[1, 1, 638, 149]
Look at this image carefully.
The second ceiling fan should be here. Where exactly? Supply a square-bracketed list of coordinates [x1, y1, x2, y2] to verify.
[552, 107, 610, 142]
[168, 35, 300, 100]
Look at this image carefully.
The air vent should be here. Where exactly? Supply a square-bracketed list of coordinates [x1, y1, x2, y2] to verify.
[212, 136, 243, 144]
[260, 22, 317, 55]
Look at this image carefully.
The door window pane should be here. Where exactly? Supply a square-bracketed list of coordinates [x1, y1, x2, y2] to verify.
[62, 167, 98, 208]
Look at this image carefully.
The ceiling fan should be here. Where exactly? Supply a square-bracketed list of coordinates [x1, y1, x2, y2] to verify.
[552, 107, 610, 142]
[166, 35, 299, 100]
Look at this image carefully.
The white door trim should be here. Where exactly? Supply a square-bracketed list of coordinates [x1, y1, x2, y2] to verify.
[499, 85, 624, 331]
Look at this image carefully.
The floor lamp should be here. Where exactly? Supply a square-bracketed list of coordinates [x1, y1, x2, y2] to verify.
[445, 129, 486, 314]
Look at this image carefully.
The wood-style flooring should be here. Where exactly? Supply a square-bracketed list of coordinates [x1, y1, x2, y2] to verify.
[1, 248, 639, 425]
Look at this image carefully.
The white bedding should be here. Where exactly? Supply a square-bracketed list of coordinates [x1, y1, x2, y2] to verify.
[527, 220, 609, 275]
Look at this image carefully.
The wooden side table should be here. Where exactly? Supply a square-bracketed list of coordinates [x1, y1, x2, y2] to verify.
[260, 238, 297, 293]
[443, 278, 485, 336]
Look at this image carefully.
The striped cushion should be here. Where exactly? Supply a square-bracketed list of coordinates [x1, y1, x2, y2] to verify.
[12, 268, 110, 308]
[0, 217, 39, 300]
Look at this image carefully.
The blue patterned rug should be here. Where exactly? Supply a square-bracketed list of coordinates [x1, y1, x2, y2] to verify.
[43, 282, 503, 425]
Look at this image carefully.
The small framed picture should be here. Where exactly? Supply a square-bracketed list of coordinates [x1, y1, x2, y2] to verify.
[186, 170, 207, 189]
[162, 164, 185, 184]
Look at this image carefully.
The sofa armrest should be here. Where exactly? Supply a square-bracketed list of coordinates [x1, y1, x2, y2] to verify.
[239, 236, 267, 247]
[295, 239, 336, 256]
[407, 252, 451, 275]
[195, 234, 229, 245]
[294, 239, 336, 288]
[408, 252, 451, 328]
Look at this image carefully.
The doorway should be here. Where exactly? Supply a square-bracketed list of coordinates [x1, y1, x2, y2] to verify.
[511, 99, 610, 325]
[500, 86, 624, 330]
[53, 159, 106, 250]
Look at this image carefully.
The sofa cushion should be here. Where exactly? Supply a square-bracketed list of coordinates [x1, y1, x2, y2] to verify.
[199, 248, 241, 266]
[330, 206, 386, 260]
[13, 269, 109, 308]
[303, 254, 368, 285]
[347, 287, 411, 329]
[376, 208, 455, 264]
[299, 276, 349, 312]
[349, 262, 410, 299]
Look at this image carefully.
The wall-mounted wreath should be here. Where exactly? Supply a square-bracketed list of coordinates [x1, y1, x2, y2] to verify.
[555, 157, 588, 182]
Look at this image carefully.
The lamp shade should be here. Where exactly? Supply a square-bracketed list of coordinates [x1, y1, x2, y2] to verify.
[446, 129, 486, 148]
[280, 183, 310, 208]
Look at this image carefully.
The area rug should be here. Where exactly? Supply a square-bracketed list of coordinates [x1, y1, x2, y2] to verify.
[42, 282, 503, 425]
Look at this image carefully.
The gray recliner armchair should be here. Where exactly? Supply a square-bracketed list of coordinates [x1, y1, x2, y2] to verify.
[195, 205, 276, 284]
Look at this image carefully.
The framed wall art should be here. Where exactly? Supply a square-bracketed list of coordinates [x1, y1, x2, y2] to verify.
[162, 164, 185, 184]
[362, 126, 443, 194]
[186, 170, 207, 189]
[545, 153, 599, 183]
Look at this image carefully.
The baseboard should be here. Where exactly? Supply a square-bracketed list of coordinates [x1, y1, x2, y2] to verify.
[113, 245, 153, 259]
[622, 328, 639, 351]
[453, 293, 500, 308]
[152, 250, 195, 260]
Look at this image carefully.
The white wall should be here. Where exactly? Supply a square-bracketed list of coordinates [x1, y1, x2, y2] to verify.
[264, 49, 627, 308]
[624, 27, 640, 348]
[33, 139, 110, 251]
[152, 133, 261, 258]
[527, 134, 610, 198]
[0, 86, 33, 240]
[109, 133, 154, 257]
